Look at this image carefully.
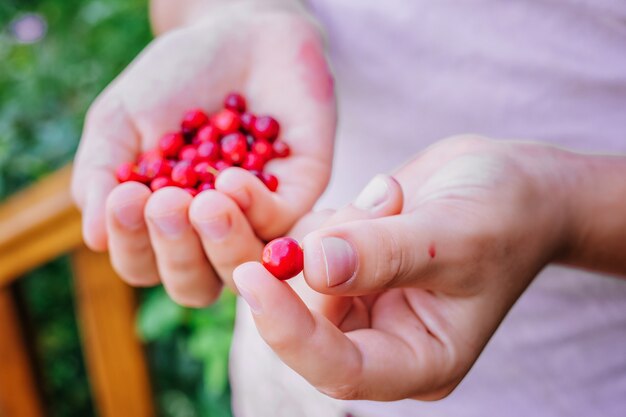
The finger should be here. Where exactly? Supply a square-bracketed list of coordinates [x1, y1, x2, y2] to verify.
[105, 182, 160, 286]
[145, 187, 222, 307]
[232, 262, 449, 401]
[188, 190, 264, 291]
[303, 175, 404, 322]
[232, 262, 362, 397]
[72, 93, 140, 251]
[214, 167, 298, 240]
[302, 210, 444, 296]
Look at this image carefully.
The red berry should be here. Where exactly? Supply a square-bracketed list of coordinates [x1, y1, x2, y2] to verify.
[224, 92, 247, 113]
[194, 125, 220, 144]
[220, 132, 248, 165]
[138, 149, 162, 163]
[196, 141, 219, 161]
[252, 140, 273, 161]
[198, 182, 215, 192]
[193, 161, 216, 183]
[178, 144, 199, 162]
[184, 188, 199, 197]
[138, 157, 172, 180]
[159, 132, 185, 158]
[272, 140, 291, 158]
[212, 109, 240, 134]
[171, 161, 198, 188]
[150, 176, 173, 191]
[116, 162, 147, 183]
[240, 112, 256, 132]
[252, 116, 280, 142]
[241, 153, 265, 171]
[181, 109, 209, 132]
[259, 172, 279, 192]
[214, 160, 232, 171]
[262, 237, 304, 280]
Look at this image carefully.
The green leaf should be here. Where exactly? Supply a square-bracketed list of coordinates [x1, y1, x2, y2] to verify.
[137, 288, 187, 342]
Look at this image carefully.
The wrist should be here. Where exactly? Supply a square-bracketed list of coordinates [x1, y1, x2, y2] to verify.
[551, 150, 626, 274]
[150, 0, 308, 35]
[507, 142, 578, 265]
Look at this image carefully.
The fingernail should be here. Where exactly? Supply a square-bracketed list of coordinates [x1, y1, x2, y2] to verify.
[235, 281, 263, 314]
[151, 213, 186, 238]
[321, 237, 357, 287]
[114, 203, 144, 230]
[195, 214, 231, 241]
[353, 175, 389, 211]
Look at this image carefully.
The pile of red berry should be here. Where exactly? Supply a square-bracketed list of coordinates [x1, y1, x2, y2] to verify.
[115, 92, 290, 196]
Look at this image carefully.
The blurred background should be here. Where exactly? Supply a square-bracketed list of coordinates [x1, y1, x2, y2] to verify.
[0, 1, 235, 416]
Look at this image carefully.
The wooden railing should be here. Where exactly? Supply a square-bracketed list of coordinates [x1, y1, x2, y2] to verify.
[0, 166, 154, 417]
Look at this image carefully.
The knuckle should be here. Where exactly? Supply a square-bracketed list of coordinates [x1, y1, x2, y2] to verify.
[110, 258, 154, 287]
[373, 226, 406, 288]
[165, 276, 222, 308]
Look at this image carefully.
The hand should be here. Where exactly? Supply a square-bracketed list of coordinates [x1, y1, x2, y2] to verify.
[71, 5, 336, 306]
[232, 136, 571, 400]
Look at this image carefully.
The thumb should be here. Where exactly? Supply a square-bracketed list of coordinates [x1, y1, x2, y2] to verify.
[302, 211, 440, 296]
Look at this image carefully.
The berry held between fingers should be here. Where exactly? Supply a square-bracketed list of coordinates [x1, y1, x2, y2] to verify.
[116, 92, 292, 194]
[262, 237, 304, 281]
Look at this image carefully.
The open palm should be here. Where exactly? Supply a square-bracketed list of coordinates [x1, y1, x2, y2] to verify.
[71, 8, 336, 305]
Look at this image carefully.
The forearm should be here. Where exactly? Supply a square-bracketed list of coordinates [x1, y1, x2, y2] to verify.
[555, 150, 626, 276]
[150, 0, 306, 34]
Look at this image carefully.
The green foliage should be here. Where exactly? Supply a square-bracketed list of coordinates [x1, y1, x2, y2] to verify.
[139, 289, 236, 417]
[1, 1, 235, 416]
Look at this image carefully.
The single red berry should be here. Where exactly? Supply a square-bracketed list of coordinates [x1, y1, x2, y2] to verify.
[259, 172, 279, 192]
[214, 160, 232, 171]
[212, 109, 240, 134]
[223, 92, 247, 113]
[252, 140, 273, 161]
[262, 237, 304, 280]
[138, 149, 162, 163]
[184, 187, 199, 197]
[181, 109, 209, 132]
[240, 112, 256, 132]
[193, 161, 216, 183]
[196, 141, 219, 161]
[138, 157, 172, 180]
[171, 161, 198, 188]
[198, 182, 215, 192]
[252, 116, 280, 142]
[179, 144, 199, 162]
[116, 162, 147, 183]
[150, 176, 173, 192]
[194, 125, 220, 144]
[241, 153, 265, 171]
[159, 132, 185, 158]
[272, 140, 291, 158]
[221, 132, 248, 165]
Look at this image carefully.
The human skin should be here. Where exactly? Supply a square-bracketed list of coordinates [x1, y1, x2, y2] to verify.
[71, 0, 336, 306]
[233, 136, 626, 401]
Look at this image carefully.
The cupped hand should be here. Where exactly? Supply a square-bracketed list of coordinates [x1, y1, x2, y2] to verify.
[233, 136, 572, 400]
[71, 7, 336, 306]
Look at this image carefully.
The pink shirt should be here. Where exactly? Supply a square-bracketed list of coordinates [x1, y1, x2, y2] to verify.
[231, 1, 626, 416]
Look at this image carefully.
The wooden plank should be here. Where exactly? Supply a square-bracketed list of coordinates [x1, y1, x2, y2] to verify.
[0, 288, 45, 417]
[71, 246, 154, 417]
[0, 165, 82, 287]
